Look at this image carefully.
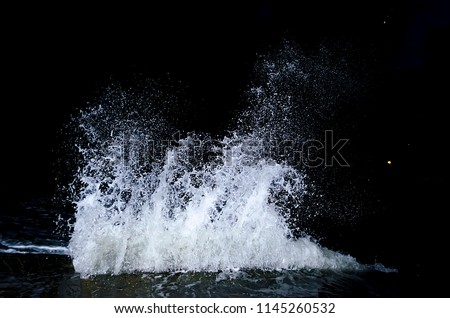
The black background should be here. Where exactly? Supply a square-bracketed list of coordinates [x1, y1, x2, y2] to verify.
[2, 2, 450, 295]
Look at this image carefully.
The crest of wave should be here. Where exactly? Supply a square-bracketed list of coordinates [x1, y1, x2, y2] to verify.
[69, 132, 360, 277]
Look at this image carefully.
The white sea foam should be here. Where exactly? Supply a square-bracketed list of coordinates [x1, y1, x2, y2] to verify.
[0, 241, 69, 255]
[69, 134, 361, 277]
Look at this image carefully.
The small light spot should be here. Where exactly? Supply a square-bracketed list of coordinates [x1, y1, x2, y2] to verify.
[387, 160, 392, 165]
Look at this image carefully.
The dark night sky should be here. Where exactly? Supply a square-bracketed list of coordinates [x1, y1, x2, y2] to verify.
[3, 1, 449, 215]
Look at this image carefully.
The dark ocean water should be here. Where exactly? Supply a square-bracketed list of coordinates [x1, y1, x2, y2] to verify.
[0, 253, 402, 298]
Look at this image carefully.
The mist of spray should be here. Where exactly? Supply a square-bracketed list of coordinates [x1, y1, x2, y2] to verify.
[67, 42, 364, 277]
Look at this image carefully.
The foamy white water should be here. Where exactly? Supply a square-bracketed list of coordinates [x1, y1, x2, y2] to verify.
[69, 134, 361, 277]
[0, 241, 69, 255]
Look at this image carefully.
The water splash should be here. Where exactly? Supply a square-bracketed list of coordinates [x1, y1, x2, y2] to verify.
[67, 42, 365, 277]
[0, 240, 69, 255]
